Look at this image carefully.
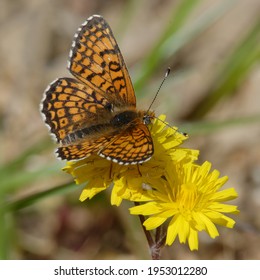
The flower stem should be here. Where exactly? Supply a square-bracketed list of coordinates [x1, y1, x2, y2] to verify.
[134, 202, 166, 260]
[156, 227, 166, 250]
[136, 212, 154, 248]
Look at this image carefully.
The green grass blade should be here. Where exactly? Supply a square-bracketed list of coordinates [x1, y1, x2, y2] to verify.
[2, 181, 77, 212]
[182, 114, 260, 135]
[187, 20, 260, 119]
[0, 138, 52, 175]
[134, 0, 236, 93]
[134, 0, 201, 92]
[0, 205, 9, 259]
[0, 163, 61, 195]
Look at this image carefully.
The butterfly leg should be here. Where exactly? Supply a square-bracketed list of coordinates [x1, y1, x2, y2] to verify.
[109, 162, 113, 180]
[137, 164, 142, 177]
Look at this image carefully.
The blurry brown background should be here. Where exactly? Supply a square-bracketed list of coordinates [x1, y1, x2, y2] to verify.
[0, 0, 260, 259]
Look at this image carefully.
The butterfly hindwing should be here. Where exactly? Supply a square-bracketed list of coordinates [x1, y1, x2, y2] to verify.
[56, 134, 114, 160]
[99, 119, 154, 164]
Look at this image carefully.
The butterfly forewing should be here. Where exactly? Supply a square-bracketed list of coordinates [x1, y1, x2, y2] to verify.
[68, 15, 136, 107]
[42, 77, 112, 143]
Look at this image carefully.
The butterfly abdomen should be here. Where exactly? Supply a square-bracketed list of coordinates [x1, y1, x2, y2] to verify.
[62, 123, 110, 145]
[62, 110, 145, 145]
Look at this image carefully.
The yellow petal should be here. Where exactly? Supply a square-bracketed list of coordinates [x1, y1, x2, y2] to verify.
[144, 216, 167, 230]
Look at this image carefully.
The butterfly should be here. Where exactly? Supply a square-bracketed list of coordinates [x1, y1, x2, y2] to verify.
[41, 15, 154, 165]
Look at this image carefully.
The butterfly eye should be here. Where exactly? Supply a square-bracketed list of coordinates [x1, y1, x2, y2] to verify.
[143, 115, 151, 125]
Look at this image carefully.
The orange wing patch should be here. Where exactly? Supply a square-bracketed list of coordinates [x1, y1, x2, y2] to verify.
[99, 119, 153, 165]
[68, 15, 136, 106]
[41, 77, 112, 142]
[57, 134, 114, 160]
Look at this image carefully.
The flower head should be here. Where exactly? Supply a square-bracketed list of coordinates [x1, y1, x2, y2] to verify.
[129, 161, 239, 250]
[63, 115, 199, 205]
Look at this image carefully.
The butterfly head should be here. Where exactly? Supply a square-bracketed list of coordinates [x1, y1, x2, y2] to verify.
[142, 110, 155, 125]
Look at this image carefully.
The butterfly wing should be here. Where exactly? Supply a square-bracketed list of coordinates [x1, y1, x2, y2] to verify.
[56, 134, 114, 160]
[56, 119, 153, 163]
[99, 119, 154, 164]
[68, 15, 136, 107]
[41, 77, 112, 143]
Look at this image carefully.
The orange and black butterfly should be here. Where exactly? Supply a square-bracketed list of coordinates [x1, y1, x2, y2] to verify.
[41, 15, 154, 165]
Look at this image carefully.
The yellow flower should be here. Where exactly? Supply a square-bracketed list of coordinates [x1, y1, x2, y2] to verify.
[62, 114, 239, 252]
[129, 161, 239, 251]
[63, 115, 199, 205]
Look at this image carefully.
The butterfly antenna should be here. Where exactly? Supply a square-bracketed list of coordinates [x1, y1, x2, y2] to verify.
[146, 67, 171, 115]
[155, 116, 188, 137]
[145, 67, 188, 137]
